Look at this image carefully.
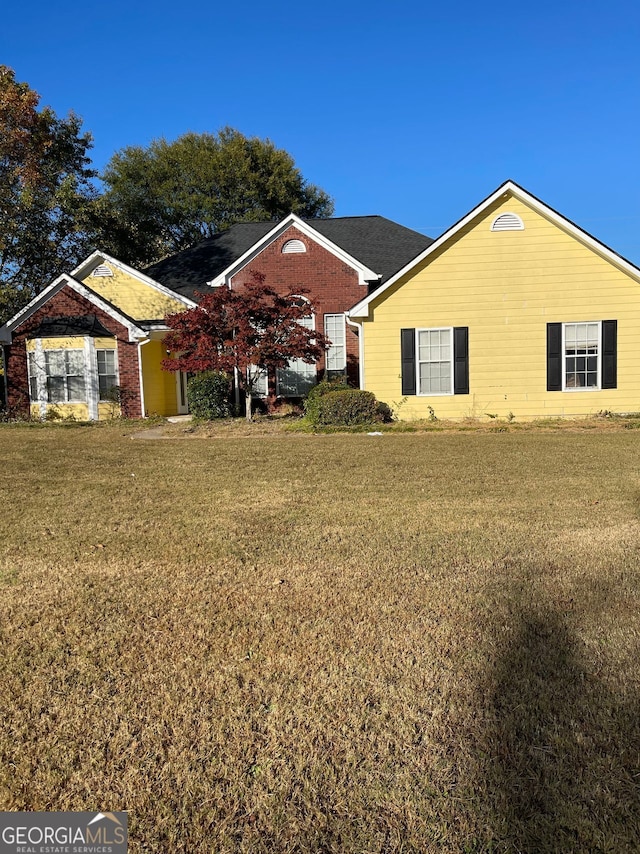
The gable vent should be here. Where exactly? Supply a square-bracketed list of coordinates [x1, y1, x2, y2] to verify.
[282, 239, 306, 254]
[91, 264, 114, 277]
[491, 212, 524, 231]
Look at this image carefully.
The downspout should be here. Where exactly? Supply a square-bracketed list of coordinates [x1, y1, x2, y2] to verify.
[137, 338, 150, 418]
[345, 315, 364, 390]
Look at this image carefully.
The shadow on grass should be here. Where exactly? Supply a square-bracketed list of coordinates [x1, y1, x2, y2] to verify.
[482, 599, 640, 852]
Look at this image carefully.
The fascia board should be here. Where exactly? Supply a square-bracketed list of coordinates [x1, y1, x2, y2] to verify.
[72, 250, 196, 307]
[0, 274, 70, 341]
[348, 180, 640, 319]
[1, 274, 147, 344]
[207, 214, 379, 288]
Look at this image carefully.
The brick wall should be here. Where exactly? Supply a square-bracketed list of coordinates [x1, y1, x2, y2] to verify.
[230, 225, 365, 388]
[5, 284, 142, 418]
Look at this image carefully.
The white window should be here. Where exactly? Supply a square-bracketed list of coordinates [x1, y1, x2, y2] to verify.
[247, 365, 268, 397]
[417, 328, 453, 395]
[324, 314, 346, 376]
[276, 306, 317, 397]
[27, 351, 38, 401]
[97, 349, 118, 401]
[44, 350, 86, 403]
[563, 322, 600, 390]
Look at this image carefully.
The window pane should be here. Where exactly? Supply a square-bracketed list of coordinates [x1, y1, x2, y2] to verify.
[47, 376, 65, 403]
[67, 375, 86, 401]
[66, 350, 85, 374]
[277, 359, 316, 396]
[45, 351, 65, 376]
[99, 375, 117, 400]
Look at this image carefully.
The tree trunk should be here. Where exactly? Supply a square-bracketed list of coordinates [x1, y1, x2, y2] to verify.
[245, 389, 253, 422]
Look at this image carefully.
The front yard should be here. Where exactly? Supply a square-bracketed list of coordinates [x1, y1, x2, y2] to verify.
[1, 424, 639, 852]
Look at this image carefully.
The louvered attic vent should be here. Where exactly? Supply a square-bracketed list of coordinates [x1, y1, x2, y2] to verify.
[491, 212, 524, 231]
[92, 264, 114, 277]
[282, 239, 306, 254]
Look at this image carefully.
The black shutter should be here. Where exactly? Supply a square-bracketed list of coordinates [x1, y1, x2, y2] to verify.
[547, 323, 562, 391]
[401, 329, 416, 395]
[453, 327, 469, 394]
[602, 320, 617, 389]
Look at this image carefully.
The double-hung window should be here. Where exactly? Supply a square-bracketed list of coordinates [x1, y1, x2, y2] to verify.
[401, 327, 469, 396]
[97, 349, 118, 401]
[417, 328, 453, 395]
[563, 322, 599, 390]
[547, 320, 616, 392]
[27, 352, 39, 401]
[324, 314, 346, 378]
[276, 301, 317, 397]
[45, 350, 86, 403]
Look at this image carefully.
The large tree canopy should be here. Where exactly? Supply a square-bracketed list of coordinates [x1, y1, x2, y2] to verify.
[0, 66, 97, 322]
[92, 128, 334, 268]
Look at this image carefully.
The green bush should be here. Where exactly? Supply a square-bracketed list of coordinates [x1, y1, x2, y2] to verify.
[304, 378, 351, 423]
[310, 389, 392, 427]
[187, 371, 232, 420]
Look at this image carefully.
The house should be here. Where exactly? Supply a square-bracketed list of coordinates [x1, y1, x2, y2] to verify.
[348, 181, 640, 420]
[0, 214, 432, 419]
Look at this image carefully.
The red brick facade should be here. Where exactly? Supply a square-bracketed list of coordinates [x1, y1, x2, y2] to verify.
[5, 284, 142, 418]
[230, 225, 365, 390]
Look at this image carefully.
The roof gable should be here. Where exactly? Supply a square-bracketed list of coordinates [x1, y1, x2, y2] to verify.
[348, 181, 640, 318]
[0, 274, 146, 344]
[206, 214, 380, 288]
[73, 251, 196, 315]
[145, 216, 433, 298]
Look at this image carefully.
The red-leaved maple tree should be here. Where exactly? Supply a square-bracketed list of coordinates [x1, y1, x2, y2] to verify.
[163, 272, 328, 420]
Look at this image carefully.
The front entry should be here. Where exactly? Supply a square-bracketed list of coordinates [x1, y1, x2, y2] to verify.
[176, 371, 190, 414]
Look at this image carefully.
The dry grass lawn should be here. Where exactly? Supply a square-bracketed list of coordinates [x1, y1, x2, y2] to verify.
[1, 421, 640, 852]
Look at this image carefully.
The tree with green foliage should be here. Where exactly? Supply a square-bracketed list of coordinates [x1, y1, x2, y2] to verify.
[0, 66, 97, 323]
[92, 127, 334, 268]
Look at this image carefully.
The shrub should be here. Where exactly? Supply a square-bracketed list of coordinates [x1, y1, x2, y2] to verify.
[186, 371, 232, 420]
[310, 389, 391, 427]
[304, 378, 351, 423]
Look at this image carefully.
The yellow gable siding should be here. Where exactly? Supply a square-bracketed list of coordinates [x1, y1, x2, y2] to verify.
[363, 195, 640, 420]
[81, 265, 185, 321]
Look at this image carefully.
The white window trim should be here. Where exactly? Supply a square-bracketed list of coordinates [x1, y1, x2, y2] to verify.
[324, 313, 347, 374]
[44, 348, 87, 404]
[95, 345, 120, 404]
[416, 327, 454, 397]
[562, 320, 601, 392]
[26, 338, 119, 420]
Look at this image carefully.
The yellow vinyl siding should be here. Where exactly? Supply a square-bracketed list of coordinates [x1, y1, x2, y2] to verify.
[141, 339, 180, 416]
[363, 195, 640, 420]
[81, 265, 185, 321]
[26, 336, 86, 350]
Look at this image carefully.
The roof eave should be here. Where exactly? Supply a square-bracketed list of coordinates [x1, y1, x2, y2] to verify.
[0, 274, 147, 344]
[348, 180, 640, 318]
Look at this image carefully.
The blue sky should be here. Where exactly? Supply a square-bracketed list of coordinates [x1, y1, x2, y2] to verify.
[3, 0, 640, 261]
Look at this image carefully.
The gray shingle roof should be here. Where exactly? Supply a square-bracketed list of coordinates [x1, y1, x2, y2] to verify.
[144, 216, 433, 302]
